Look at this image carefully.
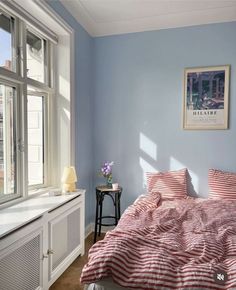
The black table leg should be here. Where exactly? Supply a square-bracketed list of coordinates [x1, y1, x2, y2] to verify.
[114, 192, 118, 225]
[118, 191, 121, 219]
[98, 194, 103, 236]
[94, 190, 99, 243]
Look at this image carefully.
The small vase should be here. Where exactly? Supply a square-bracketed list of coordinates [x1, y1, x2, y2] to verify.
[106, 174, 113, 188]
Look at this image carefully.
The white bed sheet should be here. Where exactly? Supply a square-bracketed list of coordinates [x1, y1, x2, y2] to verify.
[84, 277, 129, 290]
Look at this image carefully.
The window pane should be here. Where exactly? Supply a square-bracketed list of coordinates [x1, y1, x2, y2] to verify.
[26, 30, 45, 83]
[27, 95, 44, 186]
[0, 84, 16, 196]
[0, 12, 14, 71]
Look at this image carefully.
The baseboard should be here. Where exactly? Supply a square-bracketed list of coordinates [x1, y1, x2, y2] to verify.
[85, 223, 93, 238]
[85, 223, 115, 238]
[100, 225, 115, 233]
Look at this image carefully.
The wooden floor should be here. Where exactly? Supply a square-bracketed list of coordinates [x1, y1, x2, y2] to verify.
[50, 233, 105, 290]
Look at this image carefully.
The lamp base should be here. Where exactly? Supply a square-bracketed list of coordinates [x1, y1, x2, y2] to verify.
[62, 182, 76, 193]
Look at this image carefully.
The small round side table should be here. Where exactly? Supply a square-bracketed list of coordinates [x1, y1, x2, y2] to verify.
[94, 185, 122, 243]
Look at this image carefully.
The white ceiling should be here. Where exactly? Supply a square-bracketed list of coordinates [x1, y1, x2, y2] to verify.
[59, 0, 236, 37]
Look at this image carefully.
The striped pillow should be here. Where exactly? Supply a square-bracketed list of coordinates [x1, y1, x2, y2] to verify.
[209, 169, 236, 200]
[146, 168, 187, 199]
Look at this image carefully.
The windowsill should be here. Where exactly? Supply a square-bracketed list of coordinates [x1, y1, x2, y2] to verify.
[0, 186, 61, 211]
[28, 186, 62, 196]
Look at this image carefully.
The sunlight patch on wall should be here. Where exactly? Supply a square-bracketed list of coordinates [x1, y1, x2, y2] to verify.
[170, 157, 186, 170]
[170, 157, 199, 192]
[140, 132, 157, 160]
[59, 75, 70, 102]
[139, 157, 157, 188]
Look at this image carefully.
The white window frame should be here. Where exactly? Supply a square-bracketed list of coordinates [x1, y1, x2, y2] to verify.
[0, 0, 75, 208]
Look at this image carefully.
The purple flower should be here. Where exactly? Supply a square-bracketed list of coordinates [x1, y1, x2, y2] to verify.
[100, 161, 114, 177]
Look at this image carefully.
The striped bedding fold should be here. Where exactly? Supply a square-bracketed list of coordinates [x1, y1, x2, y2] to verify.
[81, 194, 236, 289]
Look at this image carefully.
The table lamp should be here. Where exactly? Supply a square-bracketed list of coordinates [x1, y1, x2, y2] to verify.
[61, 166, 77, 193]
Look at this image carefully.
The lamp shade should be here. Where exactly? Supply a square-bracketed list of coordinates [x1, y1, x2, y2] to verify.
[61, 166, 77, 183]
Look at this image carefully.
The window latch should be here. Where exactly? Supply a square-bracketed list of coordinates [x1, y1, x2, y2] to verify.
[17, 140, 25, 152]
[17, 47, 21, 56]
[16, 46, 23, 60]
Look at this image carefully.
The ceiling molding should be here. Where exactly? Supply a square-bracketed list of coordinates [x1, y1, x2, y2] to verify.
[59, 0, 236, 37]
[59, 0, 96, 36]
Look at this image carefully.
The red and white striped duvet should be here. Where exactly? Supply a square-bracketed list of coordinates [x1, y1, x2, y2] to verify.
[81, 194, 236, 289]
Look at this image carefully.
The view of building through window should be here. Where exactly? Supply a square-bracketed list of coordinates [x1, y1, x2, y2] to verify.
[27, 94, 44, 186]
[0, 12, 13, 71]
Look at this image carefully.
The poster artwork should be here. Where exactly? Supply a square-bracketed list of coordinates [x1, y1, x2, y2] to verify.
[183, 66, 229, 130]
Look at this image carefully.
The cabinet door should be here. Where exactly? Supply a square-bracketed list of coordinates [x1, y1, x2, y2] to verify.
[48, 202, 82, 284]
[0, 228, 43, 290]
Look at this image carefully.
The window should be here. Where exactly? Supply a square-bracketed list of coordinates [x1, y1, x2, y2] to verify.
[26, 30, 46, 83]
[0, 0, 73, 206]
[0, 4, 55, 204]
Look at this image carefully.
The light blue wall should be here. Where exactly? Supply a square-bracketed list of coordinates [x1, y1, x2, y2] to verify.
[47, 1, 94, 225]
[93, 22, 236, 214]
[46, 1, 236, 226]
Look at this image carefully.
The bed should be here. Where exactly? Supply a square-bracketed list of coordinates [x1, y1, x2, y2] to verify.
[81, 192, 236, 289]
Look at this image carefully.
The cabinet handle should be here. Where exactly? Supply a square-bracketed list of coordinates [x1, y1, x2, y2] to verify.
[47, 249, 54, 255]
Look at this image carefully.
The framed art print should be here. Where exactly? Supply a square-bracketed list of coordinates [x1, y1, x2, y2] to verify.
[183, 65, 230, 130]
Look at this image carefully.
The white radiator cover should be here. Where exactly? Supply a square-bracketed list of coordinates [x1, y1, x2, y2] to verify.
[0, 191, 85, 290]
[49, 206, 81, 274]
[0, 232, 42, 290]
